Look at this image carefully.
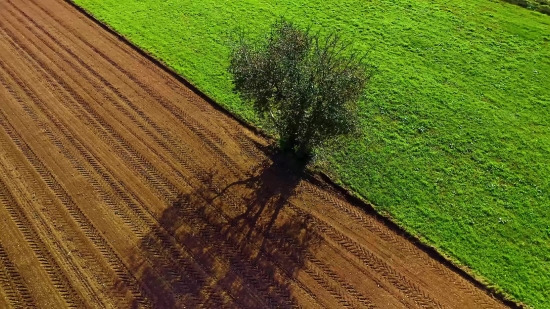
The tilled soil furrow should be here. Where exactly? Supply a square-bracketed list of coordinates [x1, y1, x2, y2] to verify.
[199, 184, 393, 308]
[0, 31, 207, 308]
[0, 14, 180, 203]
[0, 88, 152, 308]
[287, 199, 442, 308]
[39, 3, 261, 169]
[0, 53, 173, 308]
[0, 13, 307, 308]
[0, 0, 510, 308]
[0, 16, 268, 306]
[0, 239, 37, 309]
[12, 0, 269, 209]
[154, 145, 432, 308]
[0, 28, 154, 236]
[1, 20, 370, 299]
[175, 198, 376, 309]
[298, 182, 498, 308]
[0, 150, 85, 309]
[10, 0, 249, 177]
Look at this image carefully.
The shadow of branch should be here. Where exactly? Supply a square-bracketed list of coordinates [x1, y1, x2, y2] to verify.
[130, 152, 321, 308]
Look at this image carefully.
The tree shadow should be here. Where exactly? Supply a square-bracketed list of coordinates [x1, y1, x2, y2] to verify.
[130, 152, 321, 308]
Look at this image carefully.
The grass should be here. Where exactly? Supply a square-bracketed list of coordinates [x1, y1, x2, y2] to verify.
[501, 0, 550, 15]
[72, 0, 550, 306]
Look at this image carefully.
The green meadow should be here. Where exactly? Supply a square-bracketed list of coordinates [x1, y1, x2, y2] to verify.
[73, 0, 550, 306]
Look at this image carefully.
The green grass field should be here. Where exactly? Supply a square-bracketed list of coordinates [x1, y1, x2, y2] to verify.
[72, 0, 550, 306]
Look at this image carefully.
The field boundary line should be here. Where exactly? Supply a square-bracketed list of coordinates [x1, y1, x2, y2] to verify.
[58, 0, 272, 142]
[59, 0, 522, 307]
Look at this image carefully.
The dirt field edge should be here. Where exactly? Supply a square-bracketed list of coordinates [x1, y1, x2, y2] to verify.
[313, 170, 526, 309]
[63, 1, 525, 307]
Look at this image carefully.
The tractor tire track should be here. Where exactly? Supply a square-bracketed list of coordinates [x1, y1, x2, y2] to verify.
[0, 151, 85, 308]
[0, 84, 152, 308]
[0, 13, 179, 203]
[0, 0, 511, 308]
[15, 0, 255, 177]
[0, 29, 237, 309]
[0, 238, 37, 308]
[0, 19, 272, 308]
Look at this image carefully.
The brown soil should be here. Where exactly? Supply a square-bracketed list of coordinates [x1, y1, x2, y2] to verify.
[0, 0, 510, 308]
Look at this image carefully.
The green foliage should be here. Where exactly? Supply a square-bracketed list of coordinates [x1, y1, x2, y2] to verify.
[74, 0, 550, 306]
[502, 0, 550, 15]
[228, 19, 369, 156]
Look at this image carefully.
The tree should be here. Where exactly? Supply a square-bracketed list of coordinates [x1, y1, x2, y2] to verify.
[228, 18, 371, 158]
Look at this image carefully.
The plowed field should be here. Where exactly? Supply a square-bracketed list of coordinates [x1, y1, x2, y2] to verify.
[0, 0, 510, 308]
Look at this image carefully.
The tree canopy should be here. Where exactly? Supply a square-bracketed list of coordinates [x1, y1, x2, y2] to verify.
[229, 18, 371, 157]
